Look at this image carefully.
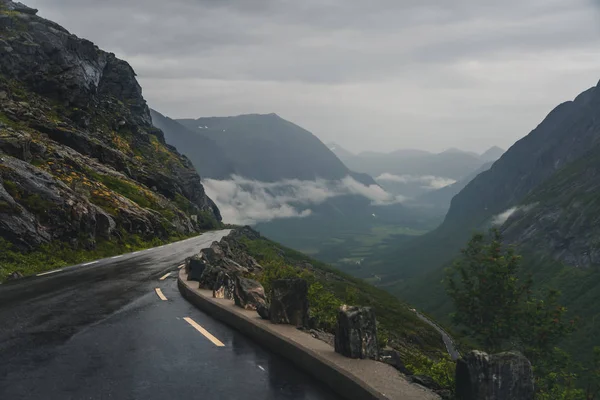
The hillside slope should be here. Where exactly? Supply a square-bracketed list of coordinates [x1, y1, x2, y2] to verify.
[414, 161, 494, 214]
[232, 227, 447, 358]
[0, 1, 220, 279]
[177, 113, 370, 182]
[150, 109, 235, 180]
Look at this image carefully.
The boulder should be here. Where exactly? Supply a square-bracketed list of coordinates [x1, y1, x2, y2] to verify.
[203, 241, 232, 264]
[455, 350, 534, 400]
[233, 275, 267, 311]
[212, 271, 234, 300]
[197, 264, 226, 291]
[334, 305, 378, 360]
[270, 278, 309, 327]
[186, 254, 207, 282]
[380, 348, 410, 374]
[256, 303, 270, 320]
[220, 257, 248, 274]
[6, 271, 24, 281]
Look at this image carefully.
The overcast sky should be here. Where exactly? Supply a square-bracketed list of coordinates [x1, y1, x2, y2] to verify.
[28, 0, 600, 153]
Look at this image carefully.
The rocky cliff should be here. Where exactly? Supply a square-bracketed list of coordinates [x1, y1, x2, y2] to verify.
[0, 1, 220, 278]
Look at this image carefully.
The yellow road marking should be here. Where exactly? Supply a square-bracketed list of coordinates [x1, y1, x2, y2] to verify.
[183, 317, 225, 347]
[178, 263, 185, 269]
[159, 272, 171, 280]
[155, 288, 168, 301]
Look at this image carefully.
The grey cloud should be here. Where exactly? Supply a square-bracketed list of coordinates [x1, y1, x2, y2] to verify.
[375, 173, 456, 189]
[25, 0, 600, 153]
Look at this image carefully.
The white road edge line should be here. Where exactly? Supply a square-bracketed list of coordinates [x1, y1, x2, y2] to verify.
[159, 272, 170, 281]
[37, 269, 63, 276]
[183, 317, 225, 347]
[82, 261, 98, 266]
[111, 255, 123, 259]
[155, 288, 168, 301]
[132, 251, 140, 255]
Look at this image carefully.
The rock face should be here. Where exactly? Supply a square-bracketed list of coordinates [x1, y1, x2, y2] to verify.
[455, 350, 534, 400]
[0, 0, 220, 268]
[334, 305, 378, 360]
[233, 275, 267, 311]
[270, 278, 309, 327]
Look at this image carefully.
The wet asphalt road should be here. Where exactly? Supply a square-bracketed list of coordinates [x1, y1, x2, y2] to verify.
[0, 230, 341, 400]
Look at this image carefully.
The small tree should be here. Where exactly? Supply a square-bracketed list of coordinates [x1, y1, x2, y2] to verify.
[446, 230, 589, 398]
[445, 229, 532, 352]
[585, 347, 600, 400]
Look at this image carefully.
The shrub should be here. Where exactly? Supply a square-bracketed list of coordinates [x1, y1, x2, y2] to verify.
[405, 351, 456, 393]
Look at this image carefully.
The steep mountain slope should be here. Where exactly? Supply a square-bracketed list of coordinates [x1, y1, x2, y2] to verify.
[149, 109, 235, 180]
[364, 79, 600, 369]
[502, 147, 600, 267]
[177, 113, 371, 183]
[0, 1, 220, 279]
[479, 146, 505, 162]
[327, 142, 355, 161]
[367, 80, 600, 284]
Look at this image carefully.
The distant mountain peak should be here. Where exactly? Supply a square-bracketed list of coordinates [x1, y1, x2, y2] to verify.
[479, 146, 505, 162]
[439, 148, 479, 158]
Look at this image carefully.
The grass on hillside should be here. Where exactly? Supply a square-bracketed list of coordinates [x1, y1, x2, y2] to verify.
[240, 235, 446, 357]
[0, 231, 195, 282]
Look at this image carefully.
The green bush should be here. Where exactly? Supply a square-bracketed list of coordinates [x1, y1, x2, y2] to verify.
[308, 281, 343, 331]
[405, 351, 456, 393]
[0, 231, 192, 282]
[243, 236, 447, 354]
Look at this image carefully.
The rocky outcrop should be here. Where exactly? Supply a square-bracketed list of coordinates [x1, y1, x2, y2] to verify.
[219, 228, 263, 272]
[270, 278, 309, 327]
[0, 0, 220, 266]
[455, 350, 534, 400]
[334, 305, 378, 360]
[380, 348, 409, 375]
[233, 275, 267, 311]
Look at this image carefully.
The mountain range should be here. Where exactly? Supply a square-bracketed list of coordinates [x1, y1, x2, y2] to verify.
[330, 143, 503, 180]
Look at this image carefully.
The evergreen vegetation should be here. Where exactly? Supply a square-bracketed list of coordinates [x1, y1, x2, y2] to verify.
[446, 230, 600, 399]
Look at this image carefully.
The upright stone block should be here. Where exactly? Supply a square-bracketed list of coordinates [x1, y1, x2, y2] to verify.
[455, 350, 534, 400]
[334, 305, 378, 359]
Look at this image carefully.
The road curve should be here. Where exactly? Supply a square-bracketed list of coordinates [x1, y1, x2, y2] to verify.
[0, 230, 341, 400]
[414, 312, 460, 361]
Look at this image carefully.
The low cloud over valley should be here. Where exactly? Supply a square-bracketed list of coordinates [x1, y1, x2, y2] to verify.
[203, 175, 404, 225]
[375, 173, 457, 189]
